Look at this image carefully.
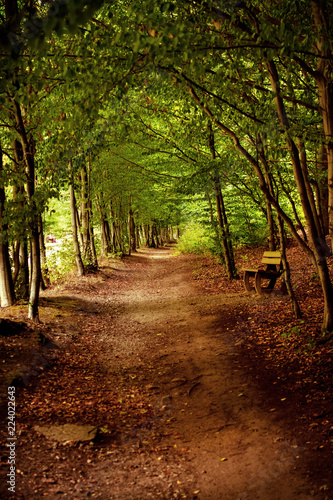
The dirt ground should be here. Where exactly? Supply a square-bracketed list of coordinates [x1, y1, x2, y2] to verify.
[0, 246, 332, 499]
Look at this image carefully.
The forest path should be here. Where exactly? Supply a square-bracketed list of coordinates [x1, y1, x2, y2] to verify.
[3, 247, 327, 499]
[97, 247, 316, 500]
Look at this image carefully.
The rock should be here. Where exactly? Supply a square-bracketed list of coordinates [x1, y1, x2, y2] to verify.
[34, 424, 98, 443]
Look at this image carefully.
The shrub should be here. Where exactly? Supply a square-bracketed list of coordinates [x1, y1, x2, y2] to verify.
[175, 222, 213, 255]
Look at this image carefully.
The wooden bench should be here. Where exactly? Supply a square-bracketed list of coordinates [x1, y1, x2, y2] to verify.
[243, 251, 284, 295]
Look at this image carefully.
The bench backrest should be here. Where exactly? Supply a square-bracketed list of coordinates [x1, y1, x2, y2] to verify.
[261, 251, 282, 268]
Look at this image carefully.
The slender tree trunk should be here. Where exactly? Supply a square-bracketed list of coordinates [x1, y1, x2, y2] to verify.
[12, 142, 29, 298]
[110, 221, 116, 252]
[13, 102, 41, 320]
[206, 192, 224, 262]
[38, 214, 50, 288]
[256, 134, 281, 250]
[0, 243, 15, 307]
[19, 242, 29, 299]
[0, 144, 15, 307]
[266, 59, 333, 331]
[74, 204, 84, 250]
[69, 181, 85, 276]
[28, 230, 41, 321]
[277, 217, 302, 319]
[69, 161, 85, 276]
[153, 223, 159, 247]
[81, 165, 90, 258]
[88, 221, 98, 269]
[277, 171, 308, 242]
[311, 1, 333, 252]
[214, 185, 236, 279]
[315, 145, 329, 235]
[298, 138, 328, 249]
[12, 240, 20, 287]
[128, 205, 137, 254]
[208, 123, 236, 278]
[97, 196, 111, 256]
[142, 224, 149, 246]
[318, 146, 329, 235]
[100, 220, 109, 256]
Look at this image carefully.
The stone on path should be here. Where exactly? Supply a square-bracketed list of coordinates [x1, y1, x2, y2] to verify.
[34, 424, 97, 443]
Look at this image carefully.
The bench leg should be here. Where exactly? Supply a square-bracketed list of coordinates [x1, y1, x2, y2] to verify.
[244, 271, 255, 292]
[255, 272, 277, 295]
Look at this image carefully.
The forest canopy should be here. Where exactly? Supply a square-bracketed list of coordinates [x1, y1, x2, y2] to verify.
[1, 0, 333, 333]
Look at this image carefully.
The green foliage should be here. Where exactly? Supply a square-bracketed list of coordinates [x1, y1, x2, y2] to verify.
[175, 222, 214, 255]
[46, 235, 77, 283]
[281, 326, 301, 339]
[43, 195, 72, 238]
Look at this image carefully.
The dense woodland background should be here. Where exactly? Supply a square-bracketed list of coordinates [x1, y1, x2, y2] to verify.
[1, 0, 333, 338]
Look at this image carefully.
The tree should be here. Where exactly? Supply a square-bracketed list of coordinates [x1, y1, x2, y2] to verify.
[0, 142, 15, 307]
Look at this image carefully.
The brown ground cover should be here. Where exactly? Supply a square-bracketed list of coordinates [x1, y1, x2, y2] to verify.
[0, 243, 332, 499]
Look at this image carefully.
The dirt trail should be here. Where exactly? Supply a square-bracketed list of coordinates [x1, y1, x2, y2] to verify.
[1, 247, 329, 499]
[101, 247, 318, 500]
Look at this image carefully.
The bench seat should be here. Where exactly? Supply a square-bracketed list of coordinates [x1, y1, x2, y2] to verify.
[243, 251, 285, 295]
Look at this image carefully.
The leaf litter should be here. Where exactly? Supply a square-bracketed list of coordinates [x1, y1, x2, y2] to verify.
[0, 244, 332, 499]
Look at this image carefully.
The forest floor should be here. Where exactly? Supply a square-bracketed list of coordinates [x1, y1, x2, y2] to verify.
[0, 243, 333, 499]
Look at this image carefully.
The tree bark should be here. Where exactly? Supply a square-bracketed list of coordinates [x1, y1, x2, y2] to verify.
[208, 123, 237, 279]
[277, 217, 302, 319]
[69, 166, 85, 277]
[256, 137, 277, 250]
[19, 241, 29, 299]
[311, 0, 333, 252]
[206, 192, 224, 262]
[128, 204, 137, 254]
[13, 102, 41, 320]
[38, 214, 50, 288]
[80, 165, 90, 258]
[266, 59, 333, 331]
[0, 144, 15, 307]
[315, 145, 329, 235]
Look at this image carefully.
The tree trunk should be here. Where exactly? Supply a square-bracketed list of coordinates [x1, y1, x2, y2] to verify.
[298, 138, 328, 248]
[98, 197, 111, 256]
[69, 171, 85, 277]
[18, 241, 29, 299]
[0, 243, 15, 307]
[142, 224, 149, 246]
[0, 144, 15, 307]
[277, 171, 308, 242]
[266, 59, 333, 331]
[80, 165, 90, 258]
[28, 231, 41, 320]
[214, 185, 236, 279]
[88, 220, 98, 269]
[208, 123, 237, 278]
[136, 226, 140, 248]
[311, 0, 333, 252]
[152, 223, 159, 247]
[206, 192, 224, 262]
[100, 220, 109, 256]
[13, 102, 41, 320]
[128, 205, 137, 254]
[314, 145, 329, 235]
[38, 214, 50, 288]
[12, 240, 20, 287]
[258, 143, 277, 250]
[277, 217, 302, 319]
